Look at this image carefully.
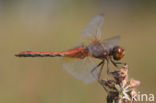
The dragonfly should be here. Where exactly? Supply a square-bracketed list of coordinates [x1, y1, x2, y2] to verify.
[15, 14, 126, 83]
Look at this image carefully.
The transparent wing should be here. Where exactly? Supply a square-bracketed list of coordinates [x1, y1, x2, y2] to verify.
[61, 57, 99, 83]
[82, 14, 104, 41]
[88, 41, 105, 57]
[102, 36, 120, 49]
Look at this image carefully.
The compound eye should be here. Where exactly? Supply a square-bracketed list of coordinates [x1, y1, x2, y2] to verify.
[117, 48, 122, 54]
[113, 46, 125, 60]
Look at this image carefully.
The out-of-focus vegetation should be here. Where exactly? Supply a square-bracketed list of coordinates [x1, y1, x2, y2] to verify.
[0, 0, 156, 103]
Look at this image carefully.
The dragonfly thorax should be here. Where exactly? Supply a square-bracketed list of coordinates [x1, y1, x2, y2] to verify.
[88, 41, 109, 59]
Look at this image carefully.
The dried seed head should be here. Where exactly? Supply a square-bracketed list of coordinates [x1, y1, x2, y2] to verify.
[129, 79, 140, 88]
[110, 64, 128, 83]
[98, 64, 140, 103]
[100, 79, 116, 91]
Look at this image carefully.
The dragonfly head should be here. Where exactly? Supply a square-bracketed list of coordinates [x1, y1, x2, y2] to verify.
[112, 46, 126, 61]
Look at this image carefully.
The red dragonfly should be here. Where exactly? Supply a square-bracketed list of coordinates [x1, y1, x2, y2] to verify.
[16, 14, 126, 83]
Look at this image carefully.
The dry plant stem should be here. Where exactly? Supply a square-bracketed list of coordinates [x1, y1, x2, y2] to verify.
[98, 64, 140, 103]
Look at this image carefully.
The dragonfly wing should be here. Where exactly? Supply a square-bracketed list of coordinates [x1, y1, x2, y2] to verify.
[88, 41, 105, 57]
[82, 14, 104, 41]
[61, 57, 99, 83]
[102, 36, 120, 49]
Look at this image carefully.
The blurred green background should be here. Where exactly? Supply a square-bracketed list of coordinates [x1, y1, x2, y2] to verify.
[0, 0, 156, 103]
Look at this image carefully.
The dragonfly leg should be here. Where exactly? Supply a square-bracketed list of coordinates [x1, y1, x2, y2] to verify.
[110, 59, 117, 67]
[110, 59, 126, 68]
[106, 59, 110, 74]
[97, 60, 105, 80]
[91, 60, 104, 80]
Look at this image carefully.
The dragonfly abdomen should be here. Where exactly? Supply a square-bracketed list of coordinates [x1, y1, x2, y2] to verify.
[61, 46, 89, 58]
[15, 51, 63, 57]
[15, 46, 89, 58]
